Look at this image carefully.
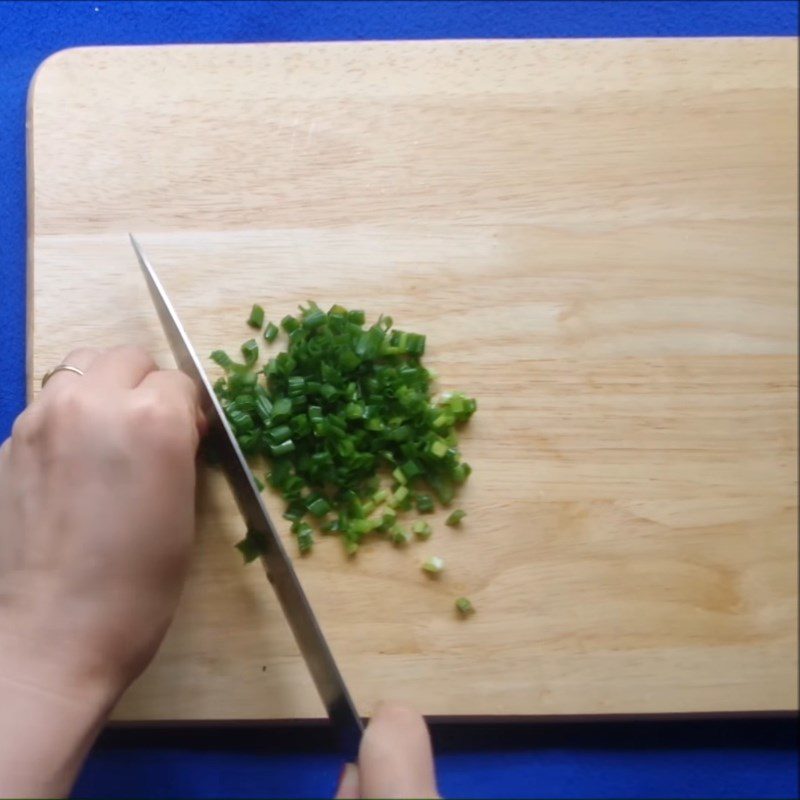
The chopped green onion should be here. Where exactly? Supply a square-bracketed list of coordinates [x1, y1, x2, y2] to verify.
[287, 375, 306, 396]
[345, 539, 359, 556]
[347, 309, 365, 325]
[281, 315, 300, 333]
[446, 509, 466, 526]
[295, 522, 314, 554]
[379, 510, 397, 531]
[415, 493, 435, 514]
[439, 392, 477, 423]
[212, 302, 476, 563]
[247, 304, 265, 329]
[271, 397, 292, 420]
[388, 485, 409, 508]
[412, 520, 432, 539]
[422, 556, 444, 574]
[241, 338, 259, 366]
[210, 350, 234, 371]
[227, 408, 255, 433]
[302, 305, 327, 330]
[429, 439, 449, 459]
[401, 459, 423, 480]
[227, 369, 257, 395]
[391, 526, 411, 545]
[348, 518, 378, 536]
[360, 499, 376, 517]
[235, 529, 266, 563]
[270, 439, 295, 456]
[264, 321, 279, 342]
[306, 495, 331, 517]
[455, 597, 474, 616]
[452, 463, 472, 484]
[254, 476, 265, 492]
[431, 477, 455, 506]
[267, 425, 291, 444]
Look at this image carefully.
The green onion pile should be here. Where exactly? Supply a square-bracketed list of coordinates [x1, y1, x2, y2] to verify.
[211, 301, 476, 579]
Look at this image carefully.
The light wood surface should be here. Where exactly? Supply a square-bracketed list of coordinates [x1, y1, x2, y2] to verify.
[28, 39, 798, 721]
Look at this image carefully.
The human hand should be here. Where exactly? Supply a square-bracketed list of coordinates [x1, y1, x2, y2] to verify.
[0, 347, 203, 796]
[336, 703, 440, 799]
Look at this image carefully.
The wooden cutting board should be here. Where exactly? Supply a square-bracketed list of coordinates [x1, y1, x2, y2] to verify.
[28, 39, 798, 721]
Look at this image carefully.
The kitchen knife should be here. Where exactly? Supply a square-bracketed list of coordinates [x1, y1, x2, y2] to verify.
[130, 234, 364, 757]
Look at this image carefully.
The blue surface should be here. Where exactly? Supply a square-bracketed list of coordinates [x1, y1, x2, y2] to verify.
[1, 2, 797, 798]
[73, 719, 799, 799]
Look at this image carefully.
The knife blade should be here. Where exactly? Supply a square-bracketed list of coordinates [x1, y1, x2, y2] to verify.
[130, 235, 363, 757]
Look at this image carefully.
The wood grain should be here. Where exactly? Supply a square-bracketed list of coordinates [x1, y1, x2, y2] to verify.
[28, 39, 798, 721]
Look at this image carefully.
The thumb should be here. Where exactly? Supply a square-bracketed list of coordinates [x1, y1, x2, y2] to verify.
[356, 702, 439, 799]
[335, 762, 360, 799]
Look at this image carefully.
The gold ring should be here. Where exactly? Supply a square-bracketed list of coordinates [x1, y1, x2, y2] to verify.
[41, 364, 85, 388]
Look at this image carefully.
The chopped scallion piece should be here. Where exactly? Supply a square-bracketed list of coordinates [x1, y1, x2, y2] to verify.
[388, 485, 409, 508]
[295, 522, 314, 554]
[247, 304, 265, 329]
[241, 338, 259, 366]
[270, 439, 296, 456]
[302, 305, 327, 329]
[271, 397, 292, 420]
[379, 510, 397, 531]
[412, 520, 432, 539]
[361, 499, 376, 517]
[415, 493, 435, 514]
[347, 309, 365, 325]
[446, 509, 466, 526]
[235, 529, 266, 563]
[455, 597, 474, 616]
[210, 350, 234, 371]
[422, 556, 444, 574]
[391, 526, 411, 545]
[306, 495, 331, 517]
[281, 315, 299, 333]
[401, 459, 423, 480]
[429, 439, 449, 459]
[264, 321, 279, 342]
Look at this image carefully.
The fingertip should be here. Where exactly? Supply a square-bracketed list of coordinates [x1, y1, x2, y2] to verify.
[84, 345, 157, 389]
[369, 701, 429, 738]
[110, 344, 158, 374]
[359, 702, 438, 799]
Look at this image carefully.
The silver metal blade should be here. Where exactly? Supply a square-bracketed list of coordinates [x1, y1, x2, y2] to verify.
[130, 234, 363, 755]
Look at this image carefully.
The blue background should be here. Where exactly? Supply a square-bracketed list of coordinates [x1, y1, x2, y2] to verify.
[0, 1, 797, 797]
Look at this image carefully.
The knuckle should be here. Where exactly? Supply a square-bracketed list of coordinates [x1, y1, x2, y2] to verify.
[172, 371, 196, 396]
[63, 346, 99, 365]
[130, 397, 192, 455]
[111, 345, 156, 370]
[170, 372, 200, 408]
[129, 396, 170, 429]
